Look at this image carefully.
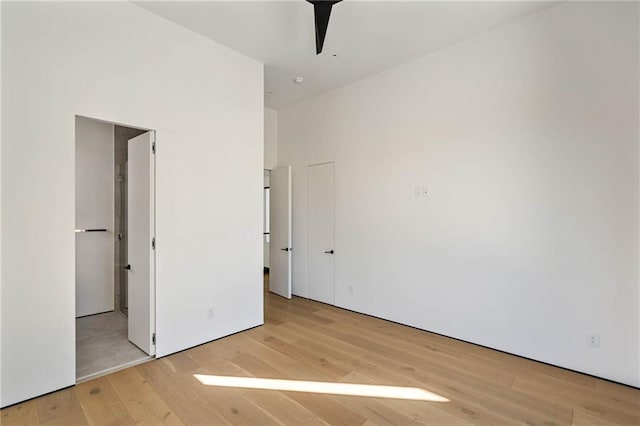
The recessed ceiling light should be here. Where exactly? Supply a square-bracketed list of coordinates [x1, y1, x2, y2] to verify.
[294, 77, 304, 84]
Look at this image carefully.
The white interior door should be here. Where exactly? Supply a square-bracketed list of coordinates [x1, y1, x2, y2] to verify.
[269, 166, 292, 299]
[127, 131, 155, 355]
[308, 162, 335, 304]
[75, 118, 115, 317]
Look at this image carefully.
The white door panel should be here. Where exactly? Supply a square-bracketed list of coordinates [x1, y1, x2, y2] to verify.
[269, 166, 292, 299]
[127, 131, 155, 355]
[308, 162, 335, 304]
[75, 118, 114, 317]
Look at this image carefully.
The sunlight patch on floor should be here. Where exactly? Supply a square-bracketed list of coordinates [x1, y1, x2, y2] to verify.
[193, 374, 449, 401]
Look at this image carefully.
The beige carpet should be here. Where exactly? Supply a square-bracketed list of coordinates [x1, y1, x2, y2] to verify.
[76, 310, 149, 380]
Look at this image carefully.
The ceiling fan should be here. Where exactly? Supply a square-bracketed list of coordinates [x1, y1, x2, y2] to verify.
[306, 0, 343, 54]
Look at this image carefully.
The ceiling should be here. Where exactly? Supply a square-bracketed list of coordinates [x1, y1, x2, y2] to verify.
[135, 1, 557, 110]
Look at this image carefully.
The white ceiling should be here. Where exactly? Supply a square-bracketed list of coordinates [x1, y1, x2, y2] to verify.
[135, 1, 557, 110]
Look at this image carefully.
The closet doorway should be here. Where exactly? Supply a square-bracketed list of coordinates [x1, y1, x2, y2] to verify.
[75, 116, 156, 382]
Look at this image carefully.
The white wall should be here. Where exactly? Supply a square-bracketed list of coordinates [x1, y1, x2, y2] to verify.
[265, 108, 278, 170]
[279, 1, 640, 386]
[0, 0, 3, 406]
[1, 1, 263, 407]
[75, 117, 115, 317]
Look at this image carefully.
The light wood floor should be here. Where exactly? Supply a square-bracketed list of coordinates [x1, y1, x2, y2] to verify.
[2, 276, 639, 425]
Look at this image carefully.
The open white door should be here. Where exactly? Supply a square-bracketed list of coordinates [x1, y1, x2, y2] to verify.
[308, 162, 335, 305]
[127, 131, 155, 355]
[269, 166, 292, 299]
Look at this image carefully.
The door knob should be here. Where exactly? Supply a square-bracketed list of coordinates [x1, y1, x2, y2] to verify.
[124, 264, 131, 270]
[324, 250, 334, 254]
[280, 247, 290, 252]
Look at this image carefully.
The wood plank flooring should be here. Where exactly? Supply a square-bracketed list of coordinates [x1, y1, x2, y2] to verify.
[3, 276, 639, 425]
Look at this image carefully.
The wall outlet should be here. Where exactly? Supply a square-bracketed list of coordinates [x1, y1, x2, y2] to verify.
[587, 333, 600, 347]
[414, 186, 428, 198]
[349, 285, 354, 295]
[207, 307, 214, 320]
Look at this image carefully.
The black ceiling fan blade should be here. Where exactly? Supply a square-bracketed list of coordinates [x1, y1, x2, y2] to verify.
[307, 0, 342, 54]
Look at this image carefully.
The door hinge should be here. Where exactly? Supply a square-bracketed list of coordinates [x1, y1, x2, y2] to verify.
[152, 333, 156, 345]
[152, 237, 156, 250]
[152, 142, 156, 154]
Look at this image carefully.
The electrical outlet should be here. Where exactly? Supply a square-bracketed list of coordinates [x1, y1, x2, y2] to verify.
[207, 307, 214, 320]
[349, 285, 354, 295]
[587, 333, 600, 347]
[414, 186, 428, 198]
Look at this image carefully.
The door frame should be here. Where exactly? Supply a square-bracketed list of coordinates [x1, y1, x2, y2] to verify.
[74, 115, 157, 380]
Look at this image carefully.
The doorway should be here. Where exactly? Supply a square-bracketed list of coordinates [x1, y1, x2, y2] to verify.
[263, 169, 271, 274]
[115, 126, 146, 315]
[307, 162, 335, 304]
[75, 116, 156, 382]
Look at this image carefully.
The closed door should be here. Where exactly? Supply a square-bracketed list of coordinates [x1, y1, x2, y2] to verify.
[269, 166, 292, 299]
[127, 131, 155, 355]
[75, 117, 115, 317]
[307, 162, 335, 304]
